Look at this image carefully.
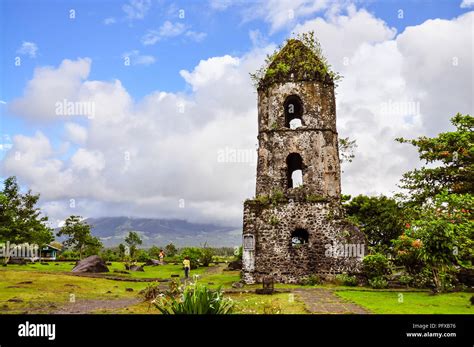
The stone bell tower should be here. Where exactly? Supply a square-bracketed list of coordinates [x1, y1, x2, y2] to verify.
[242, 39, 365, 284]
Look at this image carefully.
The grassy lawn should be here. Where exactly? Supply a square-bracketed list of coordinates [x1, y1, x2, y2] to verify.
[1, 263, 472, 314]
[335, 289, 473, 314]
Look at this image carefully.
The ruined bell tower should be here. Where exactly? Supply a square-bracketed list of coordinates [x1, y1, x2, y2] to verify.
[242, 39, 365, 284]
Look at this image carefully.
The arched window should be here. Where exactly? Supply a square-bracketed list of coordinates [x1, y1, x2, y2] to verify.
[291, 228, 309, 246]
[286, 153, 303, 188]
[284, 95, 303, 128]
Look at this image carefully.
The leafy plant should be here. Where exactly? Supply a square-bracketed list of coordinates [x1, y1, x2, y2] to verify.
[368, 276, 388, 289]
[300, 275, 322, 286]
[200, 243, 214, 267]
[335, 274, 358, 286]
[179, 247, 201, 269]
[268, 215, 279, 226]
[362, 253, 391, 280]
[154, 283, 234, 314]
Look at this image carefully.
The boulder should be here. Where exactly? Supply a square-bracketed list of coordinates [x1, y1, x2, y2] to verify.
[227, 260, 242, 271]
[232, 281, 244, 289]
[129, 265, 144, 272]
[145, 259, 160, 266]
[72, 255, 109, 273]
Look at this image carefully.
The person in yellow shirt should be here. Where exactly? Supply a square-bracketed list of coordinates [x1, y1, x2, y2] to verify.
[183, 256, 191, 278]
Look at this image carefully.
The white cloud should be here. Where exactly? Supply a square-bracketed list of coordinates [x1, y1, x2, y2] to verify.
[185, 31, 207, 42]
[242, 0, 334, 32]
[17, 41, 38, 58]
[64, 122, 88, 145]
[9, 58, 91, 121]
[103, 17, 116, 25]
[142, 21, 187, 45]
[122, 0, 151, 20]
[122, 50, 156, 65]
[460, 0, 474, 8]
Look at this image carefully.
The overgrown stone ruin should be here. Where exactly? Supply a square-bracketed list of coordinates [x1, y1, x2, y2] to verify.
[242, 39, 366, 284]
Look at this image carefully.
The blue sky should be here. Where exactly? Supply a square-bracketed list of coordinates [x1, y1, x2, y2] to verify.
[0, 0, 472, 226]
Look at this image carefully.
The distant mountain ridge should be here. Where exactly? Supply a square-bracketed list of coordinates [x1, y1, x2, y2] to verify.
[83, 217, 241, 248]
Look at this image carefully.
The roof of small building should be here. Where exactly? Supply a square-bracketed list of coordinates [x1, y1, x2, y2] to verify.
[258, 39, 334, 89]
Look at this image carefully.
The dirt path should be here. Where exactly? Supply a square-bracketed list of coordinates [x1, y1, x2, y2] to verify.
[293, 288, 369, 314]
[53, 298, 141, 314]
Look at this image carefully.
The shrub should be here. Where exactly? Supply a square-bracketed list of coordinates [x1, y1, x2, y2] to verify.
[164, 243, 178, 257]
[398, 274, 413, 286]
[154, 283, 234, 314]
[139, 283, 161, 301]
[411, 268, 433, 288]
[268, 215, 279, 226]
[335, 274, 358, 286]
[57, 250, 79, 260]
[270, 189, 286, 205]
[300, 275, 322, 286]
[255, 195, 270, 205]
[136, 249, 150, 262]
[200, 245, 214, 267]
[368, 276, 388, 289]
[362, 253, 390, 279]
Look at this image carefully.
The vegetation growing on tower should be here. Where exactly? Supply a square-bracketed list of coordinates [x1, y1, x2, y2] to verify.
[250, 31, 342, 89]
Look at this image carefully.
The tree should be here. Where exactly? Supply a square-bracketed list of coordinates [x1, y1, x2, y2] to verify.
[118, 243, 126, 260]
[124, 231, 142, 259]
[344, 195, 406, 252]
[339, 137, 357, 165]
[393, 191, 473, 292]
[57, 216, 102, 259]
[0, 176, 53, 245]
[396, 113, 473, 205]
[164, 243, 177, 257]
[149, 245, 161, 258]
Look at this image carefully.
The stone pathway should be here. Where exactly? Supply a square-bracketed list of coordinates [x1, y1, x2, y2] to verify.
[293, 288, 369, 314]
[53, 298, 141, 314]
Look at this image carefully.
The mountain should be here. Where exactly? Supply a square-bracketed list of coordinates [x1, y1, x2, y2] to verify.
[83, 217, 241, 248]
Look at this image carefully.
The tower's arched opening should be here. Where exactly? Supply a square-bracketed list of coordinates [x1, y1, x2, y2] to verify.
[286, 153, 303, 188]
[291, 228, 309, 246]
[284, 95, 303, 128]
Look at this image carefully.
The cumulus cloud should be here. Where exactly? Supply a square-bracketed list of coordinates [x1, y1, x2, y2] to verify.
[122, 0, 151, 20]
[9, 58, 91, 121]
[17, 41, 38, 58]
[460, 0, 474, 8]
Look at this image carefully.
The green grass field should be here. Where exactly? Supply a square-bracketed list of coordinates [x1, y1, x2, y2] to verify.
[0, 262, 472, 314]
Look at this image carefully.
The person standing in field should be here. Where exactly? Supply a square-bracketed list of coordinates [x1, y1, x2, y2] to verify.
[159, 249, 165, 264]
[183, 256, 191, 279]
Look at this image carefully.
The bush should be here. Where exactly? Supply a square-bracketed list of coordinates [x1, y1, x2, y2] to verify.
[164, 243, 178, 257]
[200, 245, 214, 267]
[300, 275, 322, 286]
[57, 250, 79, 260]
[398, 274, 413, 286]
[411, 267, 434, 288]
[154, 284, 234, 314]
[139, 283, 161, 301]
[136, 249, 150, 262]
[362, 253, 391, 279]
[335, 274, 358, 286]
[368, 276, 388, 289]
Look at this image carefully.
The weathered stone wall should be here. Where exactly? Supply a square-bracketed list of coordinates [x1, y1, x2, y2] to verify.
[255, 80, 341, 199]
[242, 200, 366, 284]
[258, 81, 336, 131]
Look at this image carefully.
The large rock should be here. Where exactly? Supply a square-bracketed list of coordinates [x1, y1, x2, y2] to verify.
[145, 259, 160, 266]
[72, 255, 109, 273]
[227, 260, 242, 270]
